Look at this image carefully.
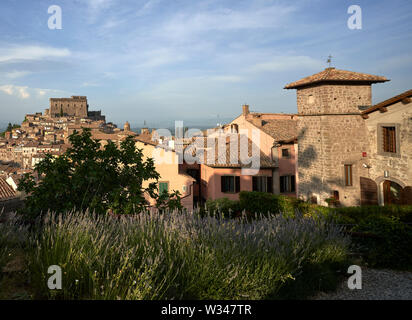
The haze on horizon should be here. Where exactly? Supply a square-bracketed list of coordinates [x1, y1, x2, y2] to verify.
[1, 0, 411, 128]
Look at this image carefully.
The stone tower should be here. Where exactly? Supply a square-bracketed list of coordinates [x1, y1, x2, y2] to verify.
[49, 96, 88, 118]
[284, 67, 388, 206]
[124, 121, 131, 132]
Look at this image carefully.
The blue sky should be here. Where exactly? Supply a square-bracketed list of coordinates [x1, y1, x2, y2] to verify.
[0, 0, 411, 128]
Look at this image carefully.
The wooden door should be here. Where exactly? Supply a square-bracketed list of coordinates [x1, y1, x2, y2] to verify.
[360, 177, 378, 206]
[383, 180, 392, 205]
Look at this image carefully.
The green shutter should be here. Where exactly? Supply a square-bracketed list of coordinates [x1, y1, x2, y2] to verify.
[159, 182, 169, 194]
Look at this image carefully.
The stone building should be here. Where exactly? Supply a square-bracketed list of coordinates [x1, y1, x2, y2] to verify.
[285, 67, 412, 206]
[361, 89, 412, 205]
[47, 96, 89, 118]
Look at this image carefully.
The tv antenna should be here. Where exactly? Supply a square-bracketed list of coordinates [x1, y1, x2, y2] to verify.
[327, 55, 333, 68]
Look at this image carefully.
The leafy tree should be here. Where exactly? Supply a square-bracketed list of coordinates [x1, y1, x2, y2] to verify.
[18, 129, 182, 218]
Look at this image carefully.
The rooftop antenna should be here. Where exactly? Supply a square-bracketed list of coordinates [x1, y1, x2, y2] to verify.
[327, 54, 333, 68]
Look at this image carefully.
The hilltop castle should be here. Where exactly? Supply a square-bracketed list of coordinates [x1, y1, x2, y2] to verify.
[45, 96, 105, 121]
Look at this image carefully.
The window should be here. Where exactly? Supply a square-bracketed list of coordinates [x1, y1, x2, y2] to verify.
[344, 165, 353, 186]
[230, 124, 239, 133]
[253, 176, 273, 193]
[221, 176, 240, 193]
[280, 175, 296, 193]
[281, 148, 290, 158]
[159, 182, 169, 194]
[382, 126, 396, 153]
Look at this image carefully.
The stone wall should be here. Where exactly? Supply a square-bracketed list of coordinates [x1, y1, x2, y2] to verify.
[364, 99, 412, 204]
[296, 83, 373, 206]
[297, 84, 371, 114]
[49, 96, 88, 118]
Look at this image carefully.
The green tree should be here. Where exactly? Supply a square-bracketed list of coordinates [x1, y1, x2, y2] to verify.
[18, 129, 182, 218]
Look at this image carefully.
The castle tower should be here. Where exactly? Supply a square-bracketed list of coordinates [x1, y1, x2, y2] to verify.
[124, 121, 131, 132]
[49, 96, 88, 118]
[284, 67, 388, 206]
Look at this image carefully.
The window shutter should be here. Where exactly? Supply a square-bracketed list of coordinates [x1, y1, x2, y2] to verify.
[280, 176, 285, 193]
[391, 128, 396, 153]
[235, 176, 240, 193]
[267, 177, 273, 193]
[252, 176, 257, 191]
[383, 127, 388, 152]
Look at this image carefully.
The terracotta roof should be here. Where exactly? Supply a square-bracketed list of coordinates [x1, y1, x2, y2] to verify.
[92, 132, 121, 141]
[0, 177, 16, 201]
[185, 135, 276, 169]
[284, 67, 389, 89]
[135, 133, 158, 147]
[246, 118, 297, 142]
[361, 89, 412, 117]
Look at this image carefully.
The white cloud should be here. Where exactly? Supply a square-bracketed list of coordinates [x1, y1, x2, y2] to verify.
[18, 87, 30, 99]
[158, 4, 296, 43]
[137, 0, 161, 17]
[0, 85, 14, 95]
[82, 82, 100, 87]
[5, 71, 31, 79]
[0, 85, 65, 100]
[86, 0, 116, 23]
[0, 45, 71, 63]
[0, 85, 30, 99]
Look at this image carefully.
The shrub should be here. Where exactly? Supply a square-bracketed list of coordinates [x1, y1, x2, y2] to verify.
[238, 191, 297, 217]
[205, 198, 240, 218]
[351, 215, 412, 270]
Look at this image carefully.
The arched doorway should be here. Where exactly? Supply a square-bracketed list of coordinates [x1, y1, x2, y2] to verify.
[383, 180, 403, 205]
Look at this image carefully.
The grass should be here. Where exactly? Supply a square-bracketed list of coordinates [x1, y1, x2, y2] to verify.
[1, 209, 351, 300]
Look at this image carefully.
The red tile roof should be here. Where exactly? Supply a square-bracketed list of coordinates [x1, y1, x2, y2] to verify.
[284, 67, 389, 89]
[246, 118, 298, 142]
[361, 89, 412, 117]
[0, 177, 16, 201]
[185, 135, 276, 169]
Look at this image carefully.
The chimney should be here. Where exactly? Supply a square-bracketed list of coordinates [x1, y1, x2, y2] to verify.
[242, 104, 250, 116]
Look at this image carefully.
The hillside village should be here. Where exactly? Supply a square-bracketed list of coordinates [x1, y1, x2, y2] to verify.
[1, 67, 411, 212]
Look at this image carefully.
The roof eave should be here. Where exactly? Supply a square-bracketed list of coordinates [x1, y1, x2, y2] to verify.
[284, 79, 390, 90]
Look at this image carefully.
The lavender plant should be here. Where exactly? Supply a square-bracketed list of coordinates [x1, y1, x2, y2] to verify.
[26, 209, 350, 300]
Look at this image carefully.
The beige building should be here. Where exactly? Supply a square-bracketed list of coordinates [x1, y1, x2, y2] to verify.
[285, 67, 411, 206]
[135, 135, 195, 211]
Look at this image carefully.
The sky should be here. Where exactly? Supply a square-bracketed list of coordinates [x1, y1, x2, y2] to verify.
[0, 0, 411, 128]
